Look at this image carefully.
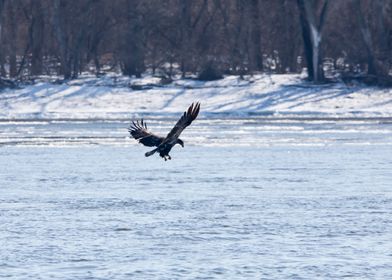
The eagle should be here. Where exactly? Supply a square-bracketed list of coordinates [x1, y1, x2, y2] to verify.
[128, 102, 200, 160]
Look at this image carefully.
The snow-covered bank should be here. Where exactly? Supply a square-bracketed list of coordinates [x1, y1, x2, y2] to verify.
[1, 74, 392, 119]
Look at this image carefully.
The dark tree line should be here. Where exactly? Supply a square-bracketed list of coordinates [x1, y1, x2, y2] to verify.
[0, 0, 391, 85]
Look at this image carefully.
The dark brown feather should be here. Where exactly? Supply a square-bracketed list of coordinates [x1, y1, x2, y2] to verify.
[128, 119, 164, 147]
[164, 102, 200, 141]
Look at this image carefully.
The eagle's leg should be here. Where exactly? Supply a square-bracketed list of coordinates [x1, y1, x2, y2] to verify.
[168, 155, 171, 160]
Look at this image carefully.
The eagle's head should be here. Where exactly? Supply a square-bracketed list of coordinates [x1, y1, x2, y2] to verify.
[176, 139, 184, 147]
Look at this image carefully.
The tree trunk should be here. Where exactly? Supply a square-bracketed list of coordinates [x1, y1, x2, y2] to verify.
[52, 0, 71, 79]
[0, 0, 5, 77]
[297, 0, 314, 80]
[179, 0, 191, 77]
[230, 0, 247, 75]
[121, 0, 145, 78]
[31, 0, 44, 76]
[8, 1, 18, 78]
[249, 0, 263, 71]
[354, 0, 391, 85]
[284, 0, 300, 73]
[354, 0, 376, 75]
[297, 0, 329, 82]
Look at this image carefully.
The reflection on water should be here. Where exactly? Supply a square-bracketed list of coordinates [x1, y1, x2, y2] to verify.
[1, 118, 392, 279]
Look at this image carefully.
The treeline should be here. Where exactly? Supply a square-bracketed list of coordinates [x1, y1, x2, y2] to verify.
[0, 0, 391, 85]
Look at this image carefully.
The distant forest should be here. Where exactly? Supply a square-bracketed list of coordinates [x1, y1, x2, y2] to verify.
[0, 0, 391, 85]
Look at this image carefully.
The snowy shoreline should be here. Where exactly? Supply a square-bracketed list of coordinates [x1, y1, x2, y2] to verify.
[1, 74, 392, 120]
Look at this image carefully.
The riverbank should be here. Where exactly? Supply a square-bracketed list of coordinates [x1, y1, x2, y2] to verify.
[1, 73, 391, 119]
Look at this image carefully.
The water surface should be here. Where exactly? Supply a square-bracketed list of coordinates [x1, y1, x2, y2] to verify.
[1, 118, 392, 279]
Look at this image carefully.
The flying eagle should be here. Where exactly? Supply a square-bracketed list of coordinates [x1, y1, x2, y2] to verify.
[128, 102, 200, 160]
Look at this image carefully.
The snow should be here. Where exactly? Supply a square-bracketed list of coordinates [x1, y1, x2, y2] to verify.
[1, 74, 392, 119]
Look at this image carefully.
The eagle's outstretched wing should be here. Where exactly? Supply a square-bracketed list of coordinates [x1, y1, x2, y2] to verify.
[165, 102, 200, 141]
[128, 119, 164, 147]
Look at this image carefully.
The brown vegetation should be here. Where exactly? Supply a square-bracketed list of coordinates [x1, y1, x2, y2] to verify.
[0, 0, 391, 85]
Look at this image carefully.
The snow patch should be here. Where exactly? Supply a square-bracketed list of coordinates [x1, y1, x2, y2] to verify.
[1, 74, 392, 119]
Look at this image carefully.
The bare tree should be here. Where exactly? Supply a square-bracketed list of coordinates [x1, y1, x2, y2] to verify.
[52, 0, 94, 79]
[0, 0, 5, 77]
[355, 0, 392, 84]
[249, 0, 263, 71]
[280, 0, 301, 73]
[0, 0, 390, 86]
[85, 0, 113, 74]
[6, 0, 19, 77]
[30, 0, 45, 76]
[297, 0, 329, 82]
[116, 0, 146, 77]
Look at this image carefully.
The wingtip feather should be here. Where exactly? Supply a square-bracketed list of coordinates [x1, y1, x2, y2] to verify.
[195, 102, 200, 117]
[186, 102, 201, 120]
[190, 102, 200, 119]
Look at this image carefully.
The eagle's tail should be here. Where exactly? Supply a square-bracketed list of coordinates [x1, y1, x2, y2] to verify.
[145, 148, 157, 157]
